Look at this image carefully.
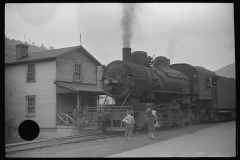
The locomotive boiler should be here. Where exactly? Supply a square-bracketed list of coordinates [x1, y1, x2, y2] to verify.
[85, 47, 235, 132]
[102, 48, 189, 99]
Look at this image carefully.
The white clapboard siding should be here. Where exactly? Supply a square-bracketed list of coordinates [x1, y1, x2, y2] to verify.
[57, 49, 97, 84]
[5, 60, 57, 128]
[97, 66, 103, 87]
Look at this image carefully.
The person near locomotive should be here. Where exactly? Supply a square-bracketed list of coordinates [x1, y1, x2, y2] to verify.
[146, 104, 157, 140]
[122, 110, 135, 141]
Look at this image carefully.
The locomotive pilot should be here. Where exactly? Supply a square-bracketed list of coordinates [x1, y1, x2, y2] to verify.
[122, 110, 135, 141]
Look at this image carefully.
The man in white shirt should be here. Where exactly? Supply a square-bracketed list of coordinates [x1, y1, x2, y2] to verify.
[122, 110, 135, 141]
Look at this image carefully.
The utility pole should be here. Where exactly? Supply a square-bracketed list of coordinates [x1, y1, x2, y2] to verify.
[80, 33, 82, 46]
[80, 33, 83, 52]
[29, 38, 31, 44]
[24, 35, 26, 42]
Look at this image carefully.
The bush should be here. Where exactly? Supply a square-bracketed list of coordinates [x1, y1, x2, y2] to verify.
[5, 112, 14, 144]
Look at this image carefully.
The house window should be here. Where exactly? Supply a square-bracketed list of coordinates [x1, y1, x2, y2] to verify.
[27, 64, 35, 82]
[74, 62, 82, 81]
[26, 95, 36, 116]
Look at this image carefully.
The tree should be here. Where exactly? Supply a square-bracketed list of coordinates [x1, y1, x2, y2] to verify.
[49, 46, 55, 50]
[41, 44, 48, 50]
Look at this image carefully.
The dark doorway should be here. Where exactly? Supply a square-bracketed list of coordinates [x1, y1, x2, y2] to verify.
[88, 96, 96, 107]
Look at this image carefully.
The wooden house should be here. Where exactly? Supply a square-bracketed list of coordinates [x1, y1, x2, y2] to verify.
[5, 44, 104, 138]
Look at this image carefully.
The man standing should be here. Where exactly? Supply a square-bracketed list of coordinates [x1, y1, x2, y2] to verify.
[122, 110, 135, 141]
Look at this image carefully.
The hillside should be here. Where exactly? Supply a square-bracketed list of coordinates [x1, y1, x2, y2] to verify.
[5, 35, 51, 62]
[214, 63, 235, 78]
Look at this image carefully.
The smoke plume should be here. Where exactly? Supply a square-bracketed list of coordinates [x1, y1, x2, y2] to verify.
[167, 25, 183, 60]
[167, 35, 177, 60]
[121, 3, 138, 48]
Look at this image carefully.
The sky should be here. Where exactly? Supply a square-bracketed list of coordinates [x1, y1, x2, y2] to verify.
[5, 3, 235, 71]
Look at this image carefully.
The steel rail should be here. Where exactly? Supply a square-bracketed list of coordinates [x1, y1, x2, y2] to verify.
[6, 131, 124, 155]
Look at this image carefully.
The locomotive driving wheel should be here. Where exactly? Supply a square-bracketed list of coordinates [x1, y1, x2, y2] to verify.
[182, 109, 192, 126]
[170, 109, 181, 127]
[199, 113, 210, 122]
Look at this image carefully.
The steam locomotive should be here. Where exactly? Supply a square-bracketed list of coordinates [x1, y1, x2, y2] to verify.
[85, 48, 235, 132]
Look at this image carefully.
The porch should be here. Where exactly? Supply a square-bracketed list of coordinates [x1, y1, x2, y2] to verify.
[57, 114, 77, 126]
[56, 113, 97, 127]
[56, 81, 104, 127]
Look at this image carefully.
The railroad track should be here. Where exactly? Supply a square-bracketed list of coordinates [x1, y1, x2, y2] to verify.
[5, 130, 124, 155]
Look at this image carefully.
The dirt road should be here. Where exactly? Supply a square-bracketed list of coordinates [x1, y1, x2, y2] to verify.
[6, 121, 236, 157]
[109, 121, 236, 157]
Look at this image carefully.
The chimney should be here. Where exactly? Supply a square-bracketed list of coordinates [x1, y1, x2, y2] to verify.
[16, 44, 29, 60]
[122, 47, 131, 62]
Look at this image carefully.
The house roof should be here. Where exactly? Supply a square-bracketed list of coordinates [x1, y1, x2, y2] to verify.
[5, 45, 101, 66]
[55, 81, 104, 93]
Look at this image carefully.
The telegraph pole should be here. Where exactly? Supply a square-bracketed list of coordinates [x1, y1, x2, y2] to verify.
[80, 33, 83, 52]
[80, 33, 82, 46]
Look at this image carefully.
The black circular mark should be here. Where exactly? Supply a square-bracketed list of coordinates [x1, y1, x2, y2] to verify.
[18, 120, 40, 141]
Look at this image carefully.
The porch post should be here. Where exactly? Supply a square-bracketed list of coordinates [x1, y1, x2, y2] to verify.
[97, 95, 99, 107]
[56, 93, 58, 126]
[76, 92, 82, 113]
[77, 92, 80, 108]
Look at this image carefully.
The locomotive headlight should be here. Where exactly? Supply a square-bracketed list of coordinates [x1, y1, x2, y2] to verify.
[103, 79, 110, 86]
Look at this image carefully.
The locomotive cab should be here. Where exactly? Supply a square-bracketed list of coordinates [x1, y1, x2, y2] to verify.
[170, 64, 216, 99]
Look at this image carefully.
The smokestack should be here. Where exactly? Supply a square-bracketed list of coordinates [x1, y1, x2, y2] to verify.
[122, 47, 131, 62]
[16, 44, 29, 60]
